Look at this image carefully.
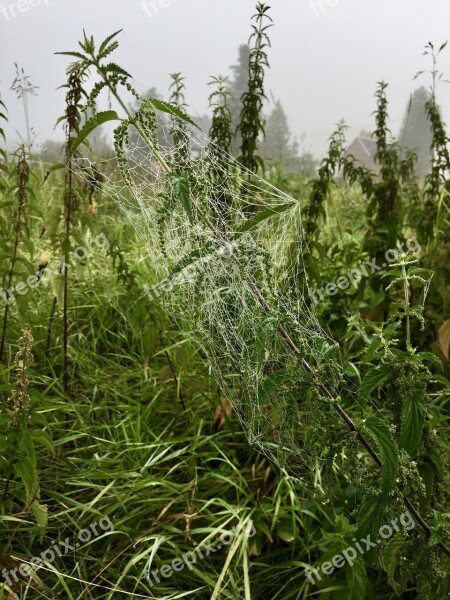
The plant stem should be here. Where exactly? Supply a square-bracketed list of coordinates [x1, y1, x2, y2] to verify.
[0, 150, 28, 362]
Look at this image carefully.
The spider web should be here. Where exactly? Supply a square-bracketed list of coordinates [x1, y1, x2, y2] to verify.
[75, 114, 347, 477]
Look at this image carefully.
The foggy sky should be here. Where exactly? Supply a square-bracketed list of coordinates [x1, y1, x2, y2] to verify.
[1, 0, 449, 158]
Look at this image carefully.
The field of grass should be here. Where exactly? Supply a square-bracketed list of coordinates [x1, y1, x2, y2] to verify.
[1, 14, 450, 600]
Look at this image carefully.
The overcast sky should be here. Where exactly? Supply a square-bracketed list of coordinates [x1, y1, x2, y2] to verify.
[1, 0, 449, 157]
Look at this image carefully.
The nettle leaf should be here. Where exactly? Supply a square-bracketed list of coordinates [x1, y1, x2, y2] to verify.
[417, 351, 443, 371]
[31, 500, 48, 533]
[15, 457, 38, 503]
[101, 62, 131, 78]
[418, 463, 435, 510]
[399, 393, 426, 457]
[143, 99, 199, 129]
[55, 51, 89, 61]
[98, 29, 123, 56]
[356, 494, 386, 559]
[235, 202, 295, 235]
[69, 111, 121, 158]
[360, 365, 391, 398]
[276, 515, 297, 543]
[256, 315, 278, 370]
[382, 532, 405, 594]
[364, 416, 399, 498]
[345, 557, 367, 600]
[171, 244, 214, 276]
[168, 173, 193, 223]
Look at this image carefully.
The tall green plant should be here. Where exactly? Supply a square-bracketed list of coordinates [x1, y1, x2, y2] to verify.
[208, 75, 234, 227]
[1, 330, 49, 530]
[0, 147, 29, 363]
[45, 65, 87, 392]
[0, 96, 7, 164]
[237, 2, 272, 175]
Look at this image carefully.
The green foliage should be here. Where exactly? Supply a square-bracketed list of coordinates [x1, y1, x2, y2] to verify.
[238, 2, 273, 174]
[208, 75, 233, 156]
[304, 122, 349, 240]
[0, 23, 448, 600]
[363, 416, 399, 498]
[167, 173, 193, 223]
[0, 331, 51, 531]
[69, 110, 120, 158]
[0, 97, 7, 163]
[0, 147, 30, 363]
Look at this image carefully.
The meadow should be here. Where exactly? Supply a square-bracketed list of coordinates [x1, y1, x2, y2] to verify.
[0, 7, 449, 600]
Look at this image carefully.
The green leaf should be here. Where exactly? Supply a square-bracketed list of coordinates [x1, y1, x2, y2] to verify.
[69, 111, 121, 158]
[101, 62, 131, 78]
[31, 500, 48, 532]
[356, 494, 386, 559]
[143, 99, 199, 129]
[235, 202, 295, 235]
[52, 274, 65, 309]
[399, 394, 426, 457]
[168, 174, 193, 223]
[364, 416, 399, 498]
[30, 431, 55, 455]
[55, 51, 88, 61]
[20, 430, 37, 470]
[49, 163, 66, 173]
[345, 557, 367, 600]
[98, 29, 123, 56]
[369, 290, 386, 307]
[428, 449, 443, 477]
[360, 365, 390, 398]
[418, 463, 435, 509]
[417, 351, 443, 371]
[276, 516, 296, 543]
[171, 245, 213, 277]
[15, 457, 38, 503]
[256, 315, 277, 370]
[382, 533, 405, 594]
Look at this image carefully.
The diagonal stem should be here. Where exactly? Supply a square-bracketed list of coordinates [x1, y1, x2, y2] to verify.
[243, 271, 450, 558]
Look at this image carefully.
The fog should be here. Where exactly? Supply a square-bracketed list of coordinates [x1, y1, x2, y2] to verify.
[1, 0, 449, 157]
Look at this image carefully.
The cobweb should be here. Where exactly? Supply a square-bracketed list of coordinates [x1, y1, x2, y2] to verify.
[75, 114, 346, 477]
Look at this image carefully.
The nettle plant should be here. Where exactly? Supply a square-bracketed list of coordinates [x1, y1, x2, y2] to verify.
[57, 30, 449, 592]
[0, 330, 50, 531]
[238, 2, 273, 175]
[208, 75, 234, 227]
[0, 146, 34, 364]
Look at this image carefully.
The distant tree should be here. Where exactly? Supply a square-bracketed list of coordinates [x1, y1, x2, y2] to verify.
[260, 99, 298, 170]
[228, 44, 250, 151]
[399, 87, 432, 177]
[295, 151, 318, 177]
